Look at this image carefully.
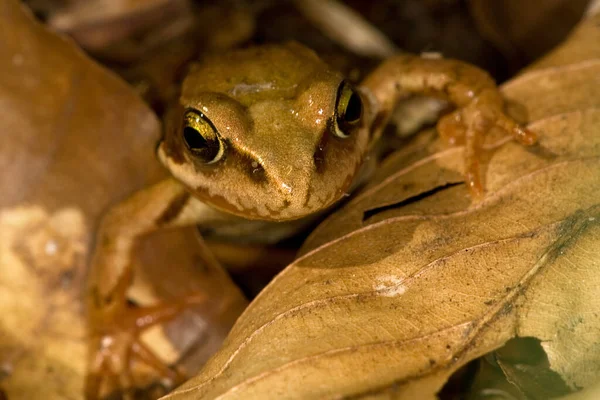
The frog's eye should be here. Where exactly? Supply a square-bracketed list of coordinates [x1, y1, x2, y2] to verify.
[182, 109, 225, 164]
[333, 81, 363, 138]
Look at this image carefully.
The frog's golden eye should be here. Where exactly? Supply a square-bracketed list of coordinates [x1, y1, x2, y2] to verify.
[333, 81, 363, 138]
[182, 109, 225, 164]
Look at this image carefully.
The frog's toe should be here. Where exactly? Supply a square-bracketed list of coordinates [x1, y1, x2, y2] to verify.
[437, 102, 536, 200]
[492, 112, 537, 146]
[437, 110, 466, 145]
[86, 328, 179, 399]
[435, 108, 485, 198]
[85, 295, 206, 399]
[87, 337, 185, 400]
[85, 331, 134, 400]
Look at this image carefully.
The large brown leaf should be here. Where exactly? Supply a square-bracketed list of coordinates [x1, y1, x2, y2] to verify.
[164, 9, 600, 400]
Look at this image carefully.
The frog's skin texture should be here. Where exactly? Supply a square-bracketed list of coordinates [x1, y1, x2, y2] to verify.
[85, 43, 536, 398]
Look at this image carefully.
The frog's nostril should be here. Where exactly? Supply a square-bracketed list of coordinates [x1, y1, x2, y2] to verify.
[242, 156, 267, 183]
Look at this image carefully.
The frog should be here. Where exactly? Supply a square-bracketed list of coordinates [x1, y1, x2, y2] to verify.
[85, 42, 536, 399]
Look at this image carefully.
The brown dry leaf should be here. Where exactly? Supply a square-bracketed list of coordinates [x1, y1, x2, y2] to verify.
[0, 1, 246, 399]
[469, 0, 590, 71]
[164, 10, 600, 400]
[48, 0, 193, 53]
[46, 0, 255, 64]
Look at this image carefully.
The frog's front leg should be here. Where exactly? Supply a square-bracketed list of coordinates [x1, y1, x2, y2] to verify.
[86, 177, 222, 399]
[361, 54, 537, 198]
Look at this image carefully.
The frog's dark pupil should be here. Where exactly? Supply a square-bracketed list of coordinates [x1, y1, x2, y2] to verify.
[183, 126, 207, 150]
[344, 92, 362, 123]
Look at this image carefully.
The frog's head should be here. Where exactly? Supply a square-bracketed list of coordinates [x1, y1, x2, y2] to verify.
[157, 43, 370, 220]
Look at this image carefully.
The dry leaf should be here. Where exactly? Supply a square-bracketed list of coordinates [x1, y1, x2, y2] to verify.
[46, 0, 254, 64]
[469, 0, 589, 71]
[48, 0, 192, 53]
[164, 10, 600, 400]
[0, 1, 246, 399]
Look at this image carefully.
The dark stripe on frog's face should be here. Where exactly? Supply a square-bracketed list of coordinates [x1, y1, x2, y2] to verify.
[159, 103, 186, 165]
[225, 142, 268, 185]
[312, 128, 330, 175]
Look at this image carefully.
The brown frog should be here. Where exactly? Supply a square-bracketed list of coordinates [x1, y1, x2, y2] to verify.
[86, 43, 536, 398]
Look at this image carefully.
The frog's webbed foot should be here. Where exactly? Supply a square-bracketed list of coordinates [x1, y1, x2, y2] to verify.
[85, 273, 205, 400]
[437, 101, 537, 199]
